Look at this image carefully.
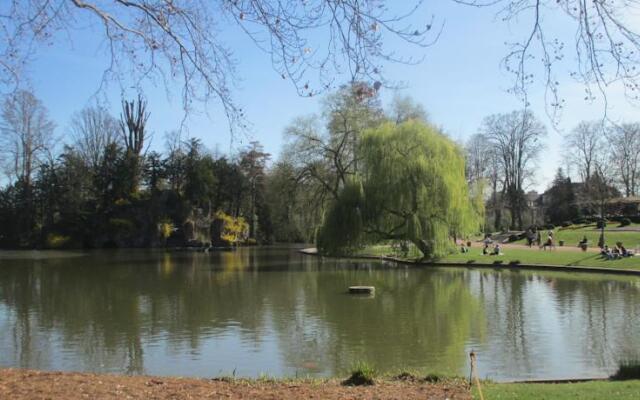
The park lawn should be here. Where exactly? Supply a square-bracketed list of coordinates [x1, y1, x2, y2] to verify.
[474, 380, 640, 400]
[513, 224, 640, 250]
[358, 244, 640, 270]
[441, 247, 640, 270]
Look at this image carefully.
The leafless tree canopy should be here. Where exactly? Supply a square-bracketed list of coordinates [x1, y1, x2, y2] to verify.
[609, 123, 640, 196]
[120, 95, 149, 156]
[564, 120, 640, 197]
[70, 105, 120, 168]
[478, 110, 546, 229]
[453, 0, 640, 120]
[564, 121, 605, 183]
[0, 90, 56, 186]
[0, 0, 437, 128]
[3, 1, 639, 127]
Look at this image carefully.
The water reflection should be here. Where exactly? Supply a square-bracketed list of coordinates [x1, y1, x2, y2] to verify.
[0, 247, 638, 380]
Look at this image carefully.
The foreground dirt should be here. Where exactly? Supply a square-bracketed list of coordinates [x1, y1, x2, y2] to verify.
[0, 368, 471, 400]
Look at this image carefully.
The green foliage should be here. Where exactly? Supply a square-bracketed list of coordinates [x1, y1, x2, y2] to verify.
[317, 179, 365, 255]
[545, 168, 578, 225]
[157, 219, 174, 241]
[108, 218, 135, 236]
[265, 161, 305, 242]
[214, 211, 249, 245]
[611, 360, 640, 381]
[342, 361, 376, 386]
[184, 138, 218, 207]
[320, 120, 481, 258]
[45, 233, 71, 249]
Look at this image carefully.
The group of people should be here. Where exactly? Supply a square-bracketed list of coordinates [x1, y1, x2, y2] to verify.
[459, 239, 503, 255]
[601, 242, 635, 260]
[482, 242, 502, 255]
[459, 230, 636, 261]
[524, 227, 555, 250]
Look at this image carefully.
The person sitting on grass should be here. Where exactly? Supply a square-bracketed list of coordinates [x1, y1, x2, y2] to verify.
[492, 243, 502, 255]
[601, 245, 615, 260]
[482, 243, 490, 255]
[616, 242, 634, 257]
[612, 245, 622, 259]
[578, 236, 588, 251]
[460, 242, 469, 253]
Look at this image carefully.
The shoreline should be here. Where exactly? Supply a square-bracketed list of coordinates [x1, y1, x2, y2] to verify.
[0, 368, 470, 400]
[1, 367, 638, 400]
[299, 248, 640, 276]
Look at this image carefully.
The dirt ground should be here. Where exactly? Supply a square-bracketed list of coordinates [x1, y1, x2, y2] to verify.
[0, 368, 471, 400]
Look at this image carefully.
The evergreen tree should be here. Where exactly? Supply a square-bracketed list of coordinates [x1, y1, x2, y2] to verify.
[545, 168, 578, 225]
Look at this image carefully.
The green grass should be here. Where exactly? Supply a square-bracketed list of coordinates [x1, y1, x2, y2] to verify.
[474, 380, 640, 399]
[441, 247, 640, 270]
[358, 242, 640, 271]
[342, 361, 377, 386]
[514, 223, 640, 249]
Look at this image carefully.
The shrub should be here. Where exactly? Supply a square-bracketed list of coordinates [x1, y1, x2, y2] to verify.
[114, 198, 131, 207]
[423, 373, 443, 383]
[630, 216, 640, 224]
[108, 218, 135, 236]
[544, 224, 555, 230]
[157, 219, 175, 243]
[213, 211, 249, 245]
[45, 233, 71, 249]
[610, 360, 640, 381]
[573, 217, 586, 225]
[596, 219, 607, 229]
[620, 218, 631, 227]
[561, 221, 572, 227]
[342, 361, 376, 386]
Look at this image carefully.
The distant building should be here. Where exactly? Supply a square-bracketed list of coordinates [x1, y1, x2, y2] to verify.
[525, 191, 543, 225]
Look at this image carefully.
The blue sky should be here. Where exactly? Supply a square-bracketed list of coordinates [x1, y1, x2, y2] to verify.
[23, 2, 640, 192]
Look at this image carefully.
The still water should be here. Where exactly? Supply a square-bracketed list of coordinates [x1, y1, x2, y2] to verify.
[0, 246, 639, 381]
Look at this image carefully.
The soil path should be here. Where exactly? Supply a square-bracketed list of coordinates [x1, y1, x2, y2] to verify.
[0, 368, 471, 400]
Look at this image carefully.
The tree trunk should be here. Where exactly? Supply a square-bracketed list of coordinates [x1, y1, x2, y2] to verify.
[413, 238, 432, 260]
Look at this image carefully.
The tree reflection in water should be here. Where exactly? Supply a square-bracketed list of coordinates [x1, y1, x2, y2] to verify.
[0, 247, 638, 380]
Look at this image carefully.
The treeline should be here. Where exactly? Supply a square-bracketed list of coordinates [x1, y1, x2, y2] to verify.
[0, 83, 482, 255]
[464, 113, 639, 231]
[0, 91, 272, 248]
[265, 83, 482, 257]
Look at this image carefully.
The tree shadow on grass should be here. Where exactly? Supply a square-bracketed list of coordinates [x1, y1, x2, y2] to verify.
[563, 253, 602, 266]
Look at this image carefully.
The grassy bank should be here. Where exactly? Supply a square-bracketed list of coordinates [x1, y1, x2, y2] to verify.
[513, 223, 640, 249]
[358, 242, 640, 271]
[474, 380, 640, 399]
[441, 247, 640, 270]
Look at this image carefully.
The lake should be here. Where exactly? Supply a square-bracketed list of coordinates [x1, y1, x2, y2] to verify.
[0, 246, 639, 381]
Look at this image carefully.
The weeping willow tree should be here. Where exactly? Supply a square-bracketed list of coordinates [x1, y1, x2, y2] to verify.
[318, 120, 482, 259]
[316, 179, 365, 255]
